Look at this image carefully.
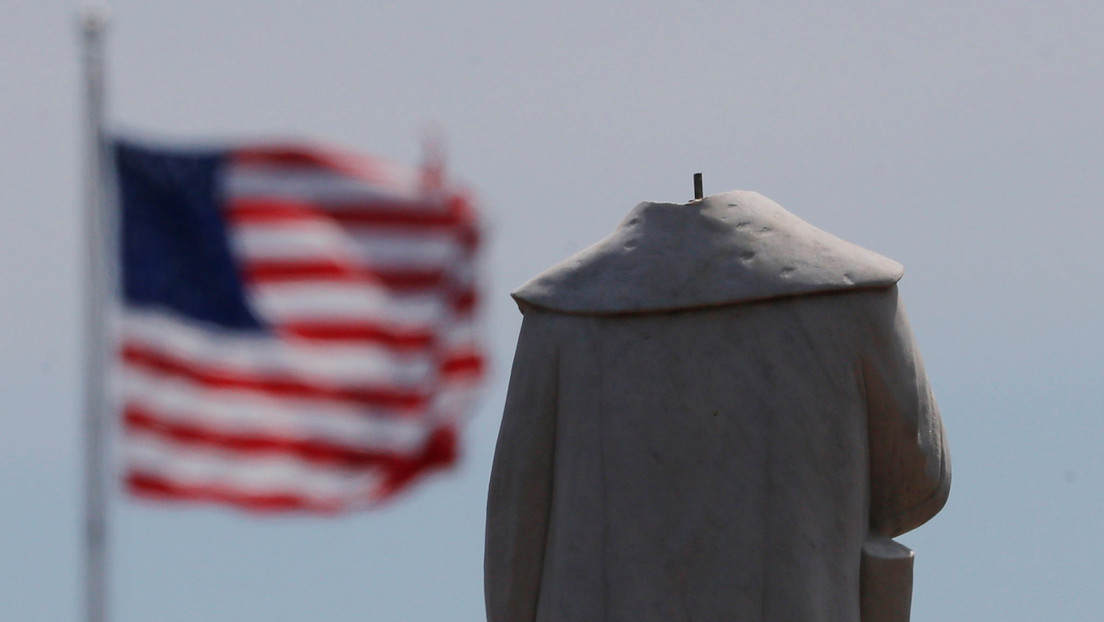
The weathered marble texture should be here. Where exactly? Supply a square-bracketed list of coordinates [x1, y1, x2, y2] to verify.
[486, 191, 950, 622]
[513, 190, 903, 314]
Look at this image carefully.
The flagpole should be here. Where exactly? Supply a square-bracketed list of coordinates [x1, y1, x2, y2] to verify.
[79, 4, 111, 622]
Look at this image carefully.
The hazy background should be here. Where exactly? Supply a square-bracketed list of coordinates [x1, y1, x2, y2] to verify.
[3, 1, 1102, 620]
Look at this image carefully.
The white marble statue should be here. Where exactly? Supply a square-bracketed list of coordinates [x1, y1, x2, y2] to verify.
[485, 190, 950, 622]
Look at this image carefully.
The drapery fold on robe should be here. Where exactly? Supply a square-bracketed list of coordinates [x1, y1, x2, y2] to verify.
[861, 294, 950, 538]
[487, 191, 949, 622]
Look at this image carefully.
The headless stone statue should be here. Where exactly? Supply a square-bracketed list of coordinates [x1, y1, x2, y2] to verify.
[486, 190, 950, 622]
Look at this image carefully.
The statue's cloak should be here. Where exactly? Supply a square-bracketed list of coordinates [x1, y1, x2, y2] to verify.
[486, 191, 950, 622]
[512, 190, 903, 314]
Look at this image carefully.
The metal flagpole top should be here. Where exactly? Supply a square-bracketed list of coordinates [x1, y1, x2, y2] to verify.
[79, 2, 111, 34]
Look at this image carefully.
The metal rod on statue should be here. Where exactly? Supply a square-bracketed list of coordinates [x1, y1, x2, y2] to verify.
[79, 5, 110, 622]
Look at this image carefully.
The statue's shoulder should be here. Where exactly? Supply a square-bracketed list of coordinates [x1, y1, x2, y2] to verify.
[513, 190, 903, 315]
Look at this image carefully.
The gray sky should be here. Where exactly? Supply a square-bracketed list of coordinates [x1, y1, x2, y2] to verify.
[2, 1, 1103, 620]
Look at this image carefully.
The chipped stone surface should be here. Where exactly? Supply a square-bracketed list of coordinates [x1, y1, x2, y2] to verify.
[487, 190, 949, 622]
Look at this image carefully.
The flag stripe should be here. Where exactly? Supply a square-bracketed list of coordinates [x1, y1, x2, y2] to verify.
[126, 406, 426, 469]
[126, 428, 389, 498]
[245, 282, 454, 326]
[122, 310, 435, 385]
[225, 166, 421, 205]
[275, 321, 437, 349]
[226, 198, 469, 229]
[231, 146, 417, 187]
[122, 342, 432, 411]
[119, 367, 431, 444]
[243, 260, 447, 289]
[128, 473, 345, 513]
[125, 425, 456, 507]
[248, 284, 477, 321]
[440, 352, 486, 377]
[232, 224, 463, 267]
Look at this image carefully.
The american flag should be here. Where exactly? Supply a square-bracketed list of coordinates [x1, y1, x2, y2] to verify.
[113, 140, 485, 512]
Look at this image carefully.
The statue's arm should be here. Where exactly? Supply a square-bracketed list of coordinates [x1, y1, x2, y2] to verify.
[485, 311, 560, 622]
[861, 286, 951, 538]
